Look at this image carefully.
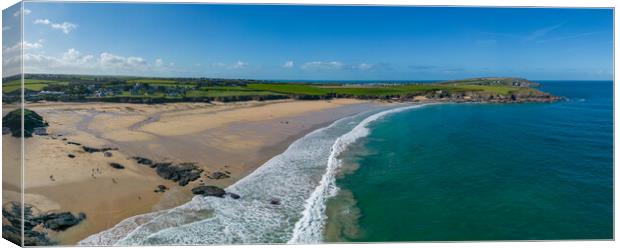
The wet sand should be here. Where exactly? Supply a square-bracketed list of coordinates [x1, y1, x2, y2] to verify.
[2, 99, 380, 244]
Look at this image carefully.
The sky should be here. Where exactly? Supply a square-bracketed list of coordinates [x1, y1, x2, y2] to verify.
[2, 2, 614, 80]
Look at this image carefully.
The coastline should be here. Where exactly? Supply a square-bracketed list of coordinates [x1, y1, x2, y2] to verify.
[3, 99, 384, 244]
[2, 95, 562, 245]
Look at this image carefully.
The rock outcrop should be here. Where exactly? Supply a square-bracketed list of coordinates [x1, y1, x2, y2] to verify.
[191, 185, 226, 197]
[2, 202, 86, 246]
[208, 171, 231, 180]
[37, 212, 87, 231]
[228, 192, 241, 199]
[82, 146, 117, 153]
[108, 162, 125, 169]
[132, 157, 203, 186]
[155, 162, 203, 186]
[132, 156, 154, 166]
[154, 185, 168, 193]
[2, 109, 49, 138]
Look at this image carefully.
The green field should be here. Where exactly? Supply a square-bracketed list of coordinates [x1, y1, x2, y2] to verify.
[199, 86, 260, 91]
[245, 83, 524, 97]
[127, 79, 178, 84]
[247, 83, 329, 95]
[186, 90, 280, 97]
[2, 79, 68, 93]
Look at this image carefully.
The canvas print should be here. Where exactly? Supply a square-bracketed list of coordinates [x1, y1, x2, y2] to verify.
[1, 1, 613, 246]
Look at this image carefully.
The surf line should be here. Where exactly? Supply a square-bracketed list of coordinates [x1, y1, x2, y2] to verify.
[288, 103, 431, 244]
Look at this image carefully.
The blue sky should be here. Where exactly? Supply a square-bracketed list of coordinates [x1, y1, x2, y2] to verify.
[4, 3, 614, 80]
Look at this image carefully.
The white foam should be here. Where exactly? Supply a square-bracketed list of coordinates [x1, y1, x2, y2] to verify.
[287, 104, 428, 244]
[79, 104, 429, 245]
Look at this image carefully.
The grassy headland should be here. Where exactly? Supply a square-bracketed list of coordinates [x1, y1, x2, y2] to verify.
[2, 74, 560, 104]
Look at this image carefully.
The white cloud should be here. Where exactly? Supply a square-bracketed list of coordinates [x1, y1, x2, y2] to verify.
[301, 61, 343, 70]
[155, 58, 164, 67]
[99, 52, 125, 67]
[229, 60, 248, 69]
[282, 61, 294, 68]
[19, 48, 171, 76]
[355, 63, 373, 71]
[3, 26, 11, 32]
[2, 40, 44, 56]
[62, 48, 94, 64]
[1, 39, 179, 77]
[34, 19, 50, 25]
[127, 56, 147, 67]
[24, 40, 44, 50]
[34, 19, 77, 34]
[13, 8, 31, 17]
[52, 22, 78, 34]
[99, 52, 148, 70]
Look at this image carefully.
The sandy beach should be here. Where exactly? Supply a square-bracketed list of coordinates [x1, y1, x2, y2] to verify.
[2, 99, 379, 244]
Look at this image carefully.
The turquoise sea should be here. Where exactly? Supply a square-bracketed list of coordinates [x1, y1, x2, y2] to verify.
[328, 81, 613, 241]
[81, 81, 613, 245]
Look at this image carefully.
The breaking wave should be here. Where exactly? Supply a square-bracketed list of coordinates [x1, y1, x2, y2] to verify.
[287, 104, 427, 243]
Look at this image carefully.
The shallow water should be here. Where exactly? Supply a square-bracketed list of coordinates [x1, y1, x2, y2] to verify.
[328, 81, 613, 241]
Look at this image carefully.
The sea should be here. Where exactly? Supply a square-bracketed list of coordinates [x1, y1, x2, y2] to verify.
[79, 80, 613, 245]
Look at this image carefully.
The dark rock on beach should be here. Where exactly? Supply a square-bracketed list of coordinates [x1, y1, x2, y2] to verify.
[67, 154, 76, 158]
[108, 162, 125, 169]
[154, 184, 168, 193]
[67, 141, 81, 146]
[155, 162, 203, 186]
[132, 156, 154, 166]
[83, 146, 116, 153]
[37, 212, 87, 231]
[208, 171, 231, 180]
[2, 202, 86, 245]
[131, 156, 203, 186]
[152, 162, 172, 169]
[191, 185, 226, 197]
[2, 109, 49, 138]
[228, 192, 241, 199]
[104, 151, 113, 157]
